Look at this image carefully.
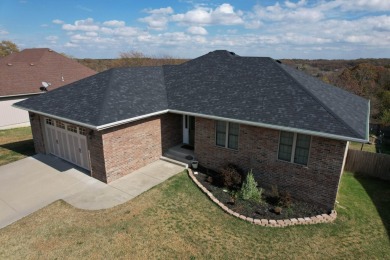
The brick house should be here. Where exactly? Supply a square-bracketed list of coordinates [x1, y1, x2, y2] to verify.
[0, 48, 96, 129]
[15, 50, 369, 210]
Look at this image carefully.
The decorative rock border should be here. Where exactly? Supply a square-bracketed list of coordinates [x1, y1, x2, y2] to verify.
[187, 168, 337, 227]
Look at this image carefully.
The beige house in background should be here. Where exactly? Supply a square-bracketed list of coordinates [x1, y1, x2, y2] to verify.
[0, 48, 96, 129]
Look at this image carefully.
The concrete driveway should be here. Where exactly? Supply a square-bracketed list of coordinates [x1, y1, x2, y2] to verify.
[0, 154, 185, 229]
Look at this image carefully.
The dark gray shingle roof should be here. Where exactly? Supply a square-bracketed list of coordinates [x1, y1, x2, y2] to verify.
[15, 67, 167, 126]
[15, 50, 369, 141]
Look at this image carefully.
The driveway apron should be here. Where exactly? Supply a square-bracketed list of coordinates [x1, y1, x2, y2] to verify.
[0, 154, 184, 229]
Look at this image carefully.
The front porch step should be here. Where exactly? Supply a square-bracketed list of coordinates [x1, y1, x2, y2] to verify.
[163, 145, 196, 167]
[160, 156, 189, 169]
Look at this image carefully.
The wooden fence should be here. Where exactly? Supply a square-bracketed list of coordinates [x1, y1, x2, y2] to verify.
[344, 149, 390, 181]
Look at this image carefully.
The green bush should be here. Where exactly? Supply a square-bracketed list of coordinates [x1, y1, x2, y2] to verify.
[240, 170, 262, 202]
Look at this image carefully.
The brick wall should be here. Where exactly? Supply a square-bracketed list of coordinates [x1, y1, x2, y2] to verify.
[88, 130, 107, 183]
[195, 117, 347, 210]
[29, 112, 46, 154]
[97, 113, 182, 183]
[161, 113, 183, 153]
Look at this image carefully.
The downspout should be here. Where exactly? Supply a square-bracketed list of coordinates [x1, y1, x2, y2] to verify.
[334, 141, 350, 209]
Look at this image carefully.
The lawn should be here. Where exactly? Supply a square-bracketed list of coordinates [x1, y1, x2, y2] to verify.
[349, 141, 377, 153]
[0, 127, 35, 166]
[0, 171, 388, 259]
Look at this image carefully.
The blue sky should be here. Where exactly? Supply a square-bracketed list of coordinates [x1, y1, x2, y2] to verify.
[1, 0, 390, 59]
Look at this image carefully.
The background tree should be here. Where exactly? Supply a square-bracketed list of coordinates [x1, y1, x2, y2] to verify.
[0, 40, 19, 57]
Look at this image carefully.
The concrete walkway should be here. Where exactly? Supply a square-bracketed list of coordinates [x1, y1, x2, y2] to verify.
[0, 154, 184, 229]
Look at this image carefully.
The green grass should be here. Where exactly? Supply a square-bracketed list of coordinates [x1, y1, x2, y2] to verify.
[0, 127, 35, 166]
[0, 171, 388, 259]
[349, 141, 377, 153]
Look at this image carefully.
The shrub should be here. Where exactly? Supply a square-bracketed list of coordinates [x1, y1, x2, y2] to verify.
[279, 191, 293, 208]
[267, 186, 293, 208]
[240, 170, 262, 202]
[218, 164, 243, 189]
[268, 185, 280, 206]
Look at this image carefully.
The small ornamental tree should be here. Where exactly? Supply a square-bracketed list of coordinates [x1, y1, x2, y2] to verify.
[240, 170, 262, 202]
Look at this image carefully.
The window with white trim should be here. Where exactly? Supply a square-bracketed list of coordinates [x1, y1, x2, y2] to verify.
[278, 131, 311, 165]
[216, 121, 239, 150]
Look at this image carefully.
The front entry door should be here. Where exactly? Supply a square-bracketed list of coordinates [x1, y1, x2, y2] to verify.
[188, 116, 195, 147]
[183, 115, 195, 147]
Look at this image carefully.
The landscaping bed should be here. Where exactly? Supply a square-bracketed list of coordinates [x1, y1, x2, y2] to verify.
[193, 165, 329, 220]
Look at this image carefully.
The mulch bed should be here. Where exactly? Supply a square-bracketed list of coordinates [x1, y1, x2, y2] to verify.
[193, 167, 329, 220]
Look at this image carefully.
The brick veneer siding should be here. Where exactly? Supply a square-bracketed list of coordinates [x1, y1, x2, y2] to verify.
[29, 112, 46, 154]
[195, 117, 347, 210]
[93, 113, 182, 183]
[88, 130, 107, 182]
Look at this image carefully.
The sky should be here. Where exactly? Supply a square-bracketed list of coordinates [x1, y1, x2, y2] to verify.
[0, 0, 390, 59]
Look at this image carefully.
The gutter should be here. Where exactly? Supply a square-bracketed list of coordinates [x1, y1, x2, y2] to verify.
[168, 110, 369, 143]
[0, 92, 41, 99]
[13, 103, 369, 143]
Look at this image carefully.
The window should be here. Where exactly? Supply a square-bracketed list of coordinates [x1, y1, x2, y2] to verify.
[278, 131, 311, 165]
[67, 125, 77, 133]
[55, 121, 65, 129]
[79, 127, 87, 136]
[45, 118, 54, 125]
[216, 121, 239, 150]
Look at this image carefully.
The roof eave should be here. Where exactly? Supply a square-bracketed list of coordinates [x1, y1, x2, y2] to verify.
[0, 92, 42, 99]
[168, 109, 368, 143]
[13, 105, 368, 143]
[12, 104, 99, 130]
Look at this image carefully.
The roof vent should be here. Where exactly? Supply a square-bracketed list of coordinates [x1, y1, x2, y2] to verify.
[30, 63, 34, 66]
[276, 60, 282, 64]
[48, 49, 53, 52]
[7, 63, 12, 66]
[229, 52, 236, 56]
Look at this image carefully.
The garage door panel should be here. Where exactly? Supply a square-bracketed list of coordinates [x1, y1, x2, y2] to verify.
[44, 118, 90, 171]
[79, 137, 89, 169]
[60, 132, 70, 161]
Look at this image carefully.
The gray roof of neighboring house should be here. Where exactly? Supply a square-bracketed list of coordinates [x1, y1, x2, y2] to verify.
[14, 50, 369, 142]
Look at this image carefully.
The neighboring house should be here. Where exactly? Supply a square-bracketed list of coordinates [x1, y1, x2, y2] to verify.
[14, 50, 369, 210]
[0, 48, 96, 129]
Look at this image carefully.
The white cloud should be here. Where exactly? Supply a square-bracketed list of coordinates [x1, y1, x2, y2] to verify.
[145, 7, 173, 15]
[62, 18, 99, 31]
[172, 3, 243, 26]
[52, 19, 65, 24]
[285, 0, 307, 9]
[139, 6, 173, 30]
[0, 28, 9, 35]
[64, 42, 78, 48]
[103, 20, 125, 27]
[45, 35, 58, 43]
[53, 2, 390, 59]
[252, 3, 324, 23]
[334, 0, 390, 11]
[187, 26, 208, 35]
[86, 31, 98, 37]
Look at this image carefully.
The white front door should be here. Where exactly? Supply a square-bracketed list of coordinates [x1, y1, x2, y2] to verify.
[44, 118, 90, 170]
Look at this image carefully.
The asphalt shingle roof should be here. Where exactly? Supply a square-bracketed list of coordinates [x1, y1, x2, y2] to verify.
[15, 50, 369, 141]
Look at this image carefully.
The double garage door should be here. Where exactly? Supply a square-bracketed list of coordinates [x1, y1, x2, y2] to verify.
[44, 118, 90, 170]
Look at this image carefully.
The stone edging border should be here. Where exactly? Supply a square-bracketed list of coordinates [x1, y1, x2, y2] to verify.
[187, 168, 337, 227]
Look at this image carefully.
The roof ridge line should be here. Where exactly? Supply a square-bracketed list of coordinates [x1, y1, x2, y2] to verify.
[161, 66, 169, 110]
[277, 63, 363, 139]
